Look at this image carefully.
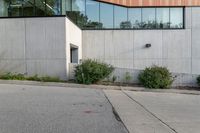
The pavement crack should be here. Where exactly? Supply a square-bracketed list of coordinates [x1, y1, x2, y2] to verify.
[112, 107, 122, 122]
[102, 90, 130, 133]
[122, 90, 179, 133]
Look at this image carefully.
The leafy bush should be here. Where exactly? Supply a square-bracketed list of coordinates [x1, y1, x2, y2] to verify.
[197, 76, 200, 86]
[75, 59, 114, 84]
[138, 65, 173, 89]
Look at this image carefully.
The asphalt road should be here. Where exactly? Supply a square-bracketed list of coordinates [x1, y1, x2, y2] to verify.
[0, 84, 128, 133]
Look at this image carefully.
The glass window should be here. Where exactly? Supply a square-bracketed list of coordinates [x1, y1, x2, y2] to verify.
[170, 8, 183, 28]
[156, 8, 170, 29]
[0, 1, 185, 30]
[9, 0, 23, 17]
[128, 8, 142, 29]
[23, 0, 35, 16]
[72, 0, 85, 14]
[67, 0, 86, 27]
[142, 8, 156, 29]
[85, 0, 100, 29]
[45, 0, 62, 16]
[114, 6, 128, 29]
[0, 0, 9, 17]
[35, 0, 46, 16]
[100, 3, 113, 28]
[65, 0, 71, 12]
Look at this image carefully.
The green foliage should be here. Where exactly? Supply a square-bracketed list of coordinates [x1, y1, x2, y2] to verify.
[138, 65, 173, 89]
[75, 59, 114, 84]
[0, 73, 61, 82]
[197, 76, 200, 86]
[111, 75, 117, 83]
[124, 72, 132, 83]
[26, 75, 61, 82]
[0, 72, 26, 80]
[39, 76, 60, 82]
[26, 74, 41, 81]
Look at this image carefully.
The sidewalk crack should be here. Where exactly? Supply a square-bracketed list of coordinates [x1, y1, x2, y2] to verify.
[122, 90, 178, 133]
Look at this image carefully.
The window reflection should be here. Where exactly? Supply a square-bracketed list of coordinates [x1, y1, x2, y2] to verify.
[46, 0, 61, 16]
[0, 0, 9, 17]
[100, 3, 114, 28]
[72, 0, 85, 14]
[142, 8, 156, 29]
[156, 8, 170, 28]
[23, 0, 35, 16]
[67, 0, 86, 28]
[170, 8, 183, 28]
[35, 0, 46, 16]
[85, 0, 101, 29]
[114, 6, 128, 29]
[0, 0, 184, 30]
[9, 0, 23, 17]
[128, 8, 142, 29]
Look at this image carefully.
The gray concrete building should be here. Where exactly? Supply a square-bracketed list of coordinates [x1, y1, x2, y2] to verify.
[0, 0, 200, 86]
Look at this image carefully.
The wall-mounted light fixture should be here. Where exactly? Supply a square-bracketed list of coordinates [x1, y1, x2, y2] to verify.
[145, 43, 151, 48]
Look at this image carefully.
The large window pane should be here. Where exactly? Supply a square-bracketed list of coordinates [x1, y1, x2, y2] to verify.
[23, 0, 35, 16]
[128, 8, 142, 29]
[72, 0, 85, 14]
[114, 6, 128, 29]
[100, 3, 113, 28]
[35, 0, 46, 16]
[65, 0, 71, 12]
[170, 8, 183, 28]
[9, 0, 23, 17]
[0, 0, 9, 17]
[85, 0, 100, 29]
[156, 8, 170, 29]
[67, 0, 86, 27]
[45, 0, 62, 16]
[142, 8, 156, 29]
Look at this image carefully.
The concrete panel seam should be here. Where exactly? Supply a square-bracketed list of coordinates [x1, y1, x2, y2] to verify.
[122, 90, 178, 133]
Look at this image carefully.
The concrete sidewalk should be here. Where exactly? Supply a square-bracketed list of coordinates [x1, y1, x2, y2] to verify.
[104, 90, 200, 133]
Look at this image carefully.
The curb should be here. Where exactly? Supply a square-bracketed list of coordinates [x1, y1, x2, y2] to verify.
[0, 79, 199, 95]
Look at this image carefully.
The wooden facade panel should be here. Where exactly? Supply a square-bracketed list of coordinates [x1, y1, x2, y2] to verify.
[98, 0, 200, 7]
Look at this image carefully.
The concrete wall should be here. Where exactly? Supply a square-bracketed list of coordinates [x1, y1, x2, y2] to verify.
[0, 16, 82, 80]
[65, 18, 82, 79]
[0, 17, 68, 79]
[82, 7, 200, 86]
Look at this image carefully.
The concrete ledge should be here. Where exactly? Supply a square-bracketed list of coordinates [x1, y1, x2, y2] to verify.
[0, 79, 199, 95]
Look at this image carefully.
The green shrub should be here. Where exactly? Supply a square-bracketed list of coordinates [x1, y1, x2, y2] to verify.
[197, 76, 200, 86]
[27, 75, 61, 82]
[0, 72, 26, 80]
[75, 59, 114, 84]
[40, 76, 60, 82]
[26, 74, 41, 81]
[0, 73, 61, 82]
[138, 65, 173, 89]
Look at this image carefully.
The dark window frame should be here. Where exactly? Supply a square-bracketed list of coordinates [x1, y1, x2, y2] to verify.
[0, 0, 185, 30]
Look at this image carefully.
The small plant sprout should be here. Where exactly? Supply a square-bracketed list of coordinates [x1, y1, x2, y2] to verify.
[111, 75, 117, 83]
[124, 72, 132, 83]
